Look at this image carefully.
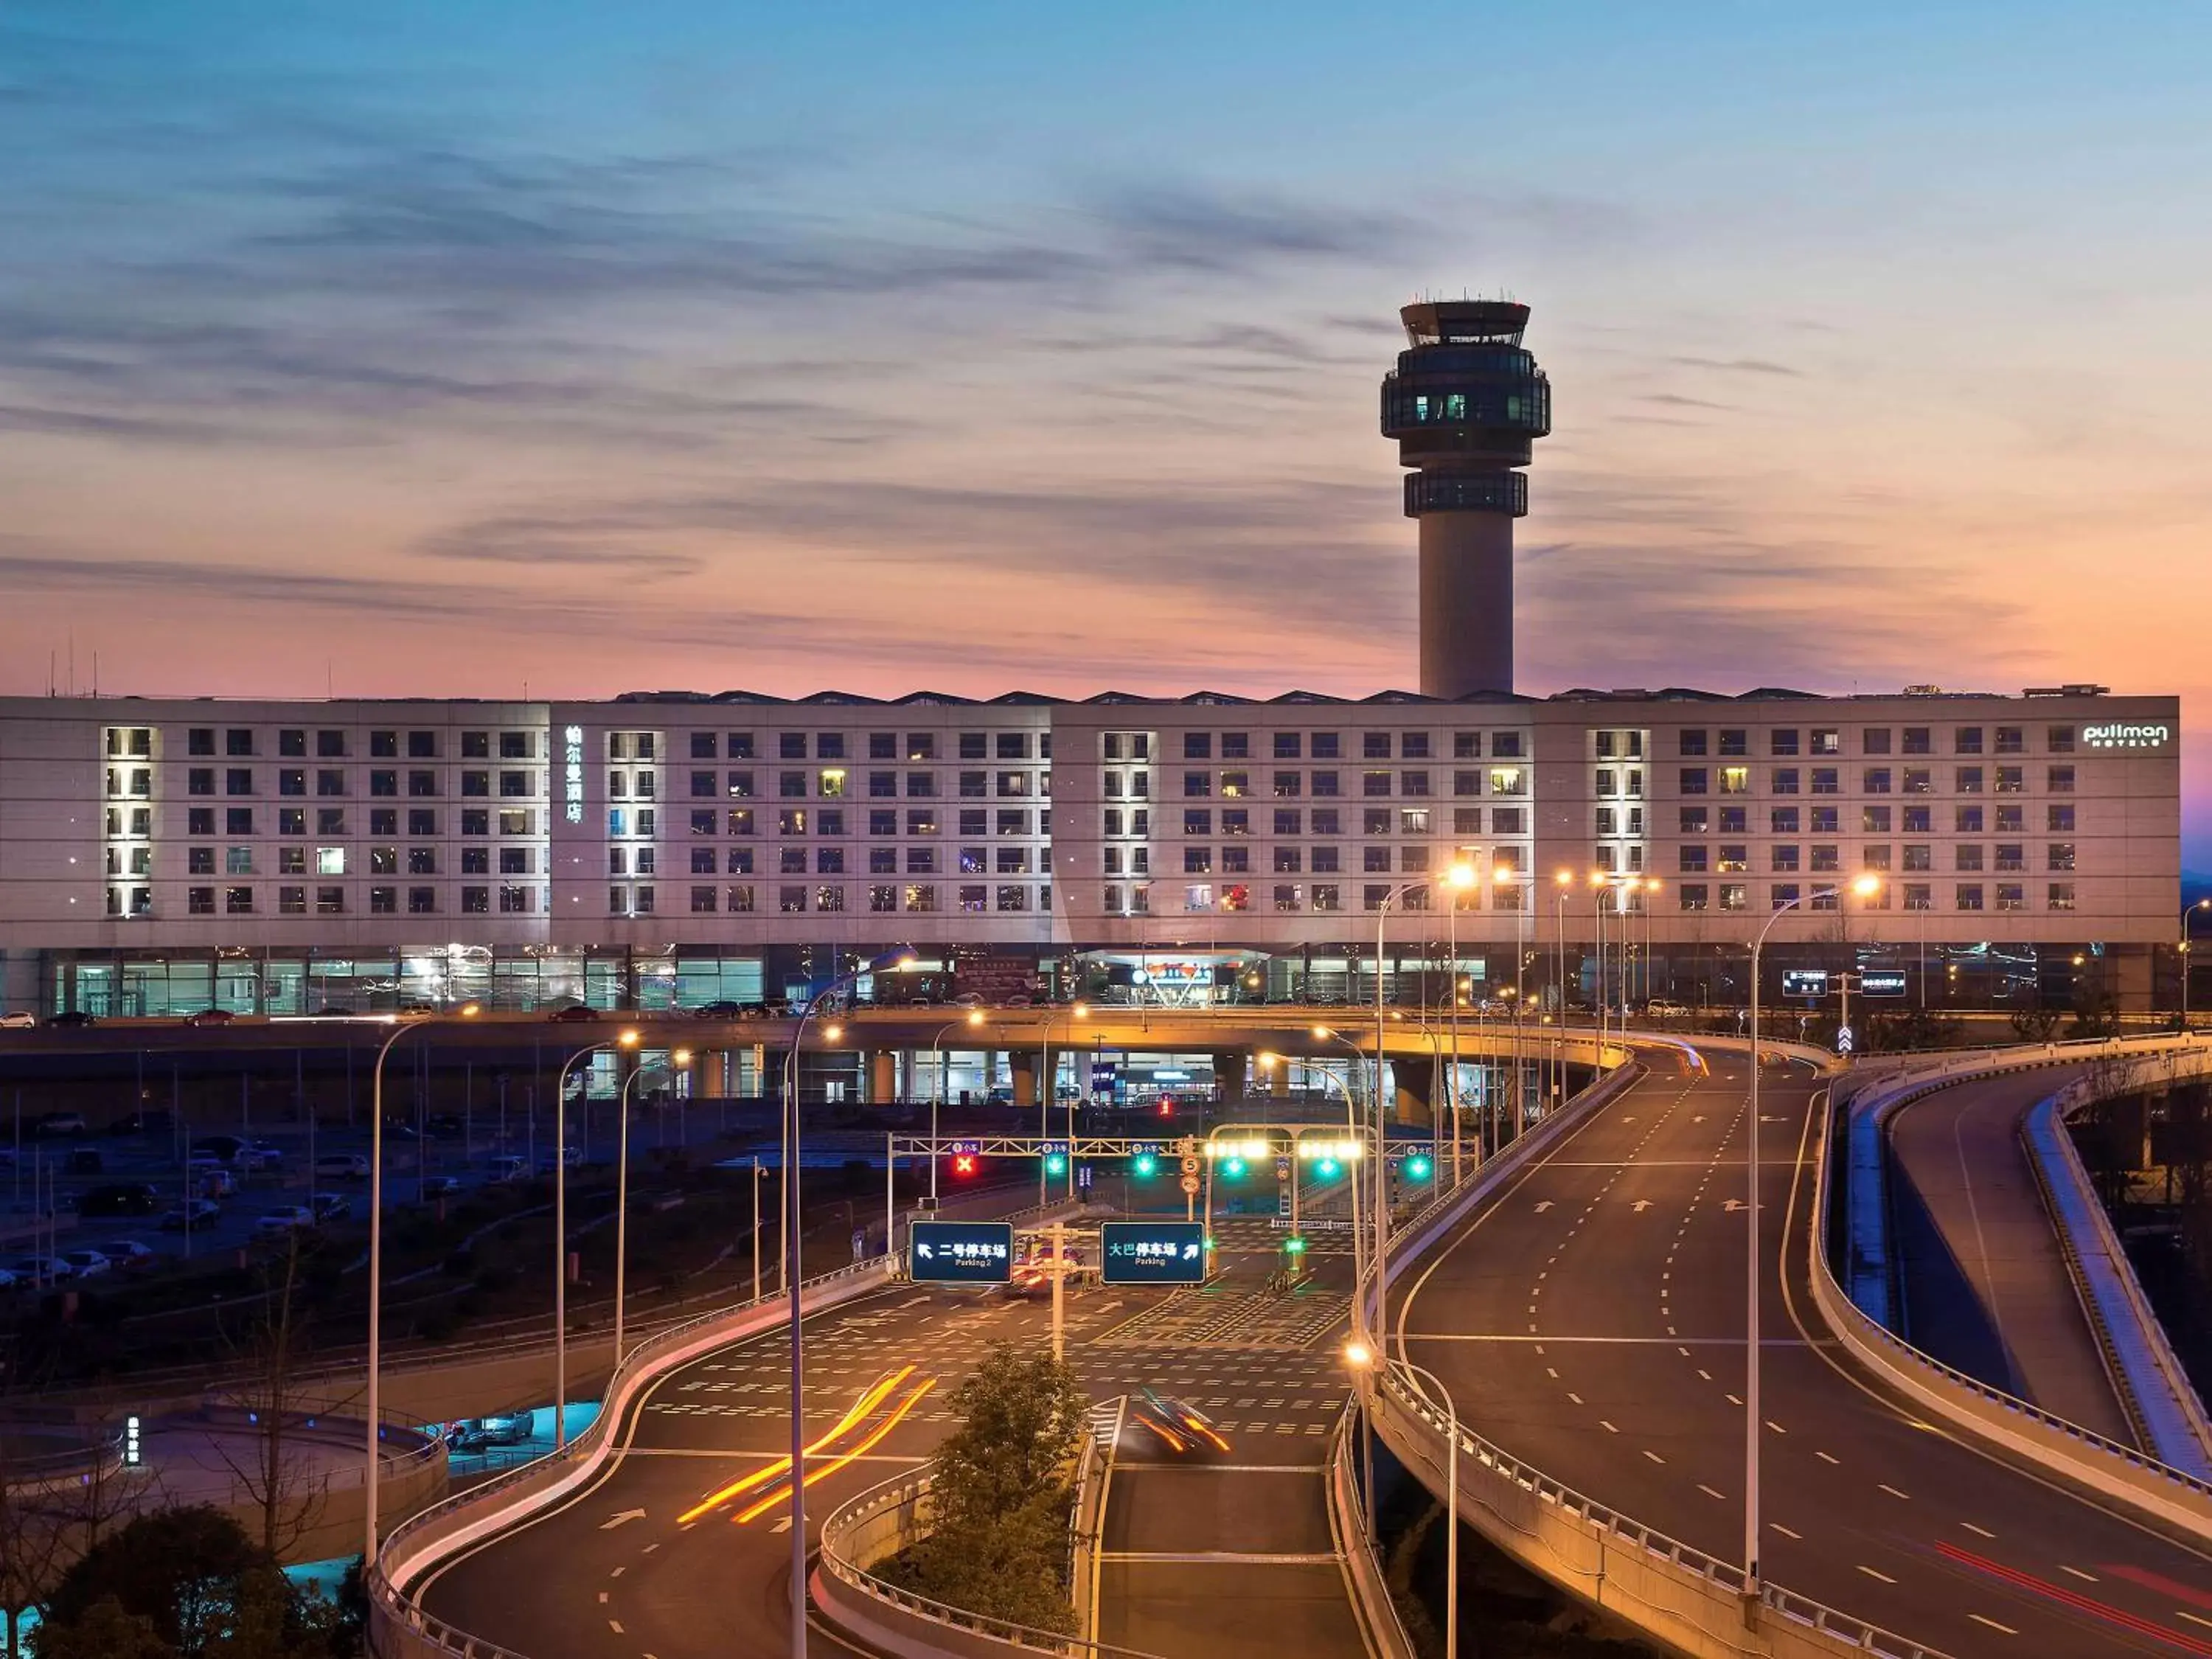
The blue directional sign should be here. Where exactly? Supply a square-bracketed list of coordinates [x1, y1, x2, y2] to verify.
[1100, 1220, 1207, 1285]
[909, 1221, 1014, 1284]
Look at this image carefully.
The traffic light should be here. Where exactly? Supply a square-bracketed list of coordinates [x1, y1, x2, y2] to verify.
[1282, 1235, 1307, 1256]
[1316, 1157, 1340, 1179]
[1222, 1156, 1247, 1178]
[950, 1152, 980, 1179]
[1133, 1152, 1158, 1178]
[1045, 1152, 1067, 1177]
[1404, 1152, 1433, 1182]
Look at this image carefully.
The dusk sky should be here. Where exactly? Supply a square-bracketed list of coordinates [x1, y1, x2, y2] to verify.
[6, 4, 2209, 859]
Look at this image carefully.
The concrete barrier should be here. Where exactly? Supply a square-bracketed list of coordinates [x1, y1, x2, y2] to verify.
[1322, 1402, 1416, 1659]
[1813, 1048, 2212, 1540]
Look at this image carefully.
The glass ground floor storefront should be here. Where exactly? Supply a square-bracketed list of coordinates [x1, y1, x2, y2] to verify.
[31, 936, 2164, 1018]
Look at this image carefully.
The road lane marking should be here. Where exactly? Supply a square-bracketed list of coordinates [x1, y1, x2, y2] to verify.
[1856, 1565, 1897, 1584]
[1642, 1450, 1665, 1464]
[2179, 1612, 2212, 1632]
[2059, 1565, 2098, 1583]
[608, 1621, 625, 1635]
[1567, 1393, 1583, 1405]
[1599, 1420, 1618, 1433]
[1968, 1615, 2017, 1635]
[1770, 1523, 1801, 1539]
[1959, 1523, 1994, 1539]
[1697, 1484, 1725, 1500]
[1815, 1451, 1840, 1465]
[1877, 1484, 1910, 1500]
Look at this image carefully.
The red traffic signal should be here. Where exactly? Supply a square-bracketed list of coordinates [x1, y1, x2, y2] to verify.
[950, 1152, 980, 1178]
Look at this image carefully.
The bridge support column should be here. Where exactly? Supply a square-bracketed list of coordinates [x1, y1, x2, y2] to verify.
[2110, 1093, 2153, 1172]
[1393, 1054, 1436, 1127]
[1010, 1051, 1039, 1110]
[1211, 1049, 1250, 1107]
[869, 1051, 897, 1105]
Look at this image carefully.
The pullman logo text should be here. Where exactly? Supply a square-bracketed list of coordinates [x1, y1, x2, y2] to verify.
[2084, 723, 2170, 749]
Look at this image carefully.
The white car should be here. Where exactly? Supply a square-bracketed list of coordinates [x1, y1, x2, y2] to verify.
[104, 1239, 156, 1267]
[313, 1153, 370, 1180]
[57, 1248, 113, 1277]
[187, 1159, 237, 1198]
[0, 1267, 16, 1290]
[7, 1256, 74, 1283]
[1644, 999, 1692, 1019]
[254, 1206, 318, 1237]
[0, 1011, 36, 1029]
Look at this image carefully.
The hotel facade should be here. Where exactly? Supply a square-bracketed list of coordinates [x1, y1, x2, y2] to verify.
[1, 681, 2177, 1018]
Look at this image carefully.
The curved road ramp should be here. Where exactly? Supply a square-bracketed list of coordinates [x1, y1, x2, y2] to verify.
[1371, 1032, 2212, 1659]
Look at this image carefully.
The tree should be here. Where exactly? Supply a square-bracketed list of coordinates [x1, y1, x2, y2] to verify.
[880, 1344, 1088, 1633]
[209, 1234, 327, 1557]
[2010, 1001, 2062, 1043]
[0, 1421, 137, 1659]
[23, 1596, 170, 1659]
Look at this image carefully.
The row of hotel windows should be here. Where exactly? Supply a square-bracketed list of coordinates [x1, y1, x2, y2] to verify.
[1675, 883, 2079, 913]
[1670, 765, 2079, 797]
[153, 845, 538, 877]
[1107, 731, 1528, 762]
[106, 885, 540, 917]
[1114, 768, 1530, 801]
[630, 731, 1048, 762]
[111, 807, 539, 839]
[1099, 883, 1524, 915]
[104, 728, 538, 759]
[1672, 725, 2081, 757]
[1166, 845, 1527, 879]
[1093, 882, 2084, 917]
[104, 768, 539, 799]
[624, 846, 1038, 876]
[1681, 844, 2079, 874]
[1682, 804, 2079, 835]
[671, 807, 1047, 838]
[613, 884, 1048, 915]
[1145, 807, 1530, 838]
[669, 769, 1046, 800]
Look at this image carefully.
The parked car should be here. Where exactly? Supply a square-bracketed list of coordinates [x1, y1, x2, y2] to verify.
[187, 1161, 237, 1199]
[449, 1413, 533, 1451]
[109, 1108, 174, 1136]
[951, 992, 984, 1009]
[693, 1000, 748, 1019]
[1644, 999, 1692, 1019]
[57, 1248, 113, 1278]
[0, 1011, 36, 1029]
[104, 1239, 156, 1268]
[159, 1199, 222, 1231]
[184, 1008, 237, 1028]
[32, 1112, 88, 1138]
[46, 1010, 97, 1029]
[423, 1113, 465, 1140]
[480, 1155, 529, 1183]
[0, 1267, 17, 1291]
[66, 1147, 105, 1177]
[546, 1004, 598, 1023]
[397, 1001, 439, 1015]
[7, 1256, 75, 1284]
[240, 1142, 285, 1171]
[313, 1004, 355, 1017]
[254, 1206, 317, 1236]
[314, 1152, 370, 1180]
[75, 1183, 161, 1219]
[310, 1193, 352, 1222]
[419, 1175, 463, 1198]
[191, 1135, 247, 1165]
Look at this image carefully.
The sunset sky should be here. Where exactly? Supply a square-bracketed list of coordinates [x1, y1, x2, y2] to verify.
[5, 4, 2209, 862]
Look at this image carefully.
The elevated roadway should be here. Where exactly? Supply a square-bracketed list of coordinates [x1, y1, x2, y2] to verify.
[1386, 1041, 2212, 1658]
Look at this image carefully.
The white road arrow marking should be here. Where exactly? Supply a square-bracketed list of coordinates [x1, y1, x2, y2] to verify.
[1723, 1199, 1747, 1212]
[1691, 1115, 1706, 1124]
[1534, 1200, 1554, 1213]
[1631, 1200, 1655, 1213]
[601, 1509, 647, 1531]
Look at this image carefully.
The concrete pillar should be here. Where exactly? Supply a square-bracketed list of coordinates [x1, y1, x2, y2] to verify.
[1209, 1049, 1249, 1107]
[2111, 1093, 2152, 1172]
[869, 1050, 897, 1105]
[1393, 1054, 1436, 1127]
[1010, 1051, 1039, 1109]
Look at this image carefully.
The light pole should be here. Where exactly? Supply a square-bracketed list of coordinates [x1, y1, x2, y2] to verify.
[928, 1010, 985, 1206]
[1040, 1002, 1090, 1201]
[1554, 870, 1572, 1108]
[1373, 872, 1464, 1320]
[364, 1003, 479, 1569]
[1493, 863, 1526, 1144]
[783, 948, 913, 1659]
[1310, 1025, 1373, 1301]
[553, 1028, 638, 1450]
[2183, 900, 2211, 1029]
[1587, 871, 1612, 1057]
[1743, 874, 1879, 1601]
[615, 1044, 689, 1369]
[1439, 861, 1475, 1186]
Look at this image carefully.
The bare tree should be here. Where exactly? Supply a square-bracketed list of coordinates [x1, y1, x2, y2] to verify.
[0, 1420, 136, 1659]
[209, 1233, 329, 1559]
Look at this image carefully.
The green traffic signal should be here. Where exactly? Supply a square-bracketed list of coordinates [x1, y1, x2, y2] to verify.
[1046, 1152, 1067, 1175]
[1133, 1152, 1158, 1178]
[1222, 1157, 1247, 1178]
[1316, 1158, 1340, 1178]
[1405, 1153, 1433, 1181]
[1283, 1236, 1307, 1255]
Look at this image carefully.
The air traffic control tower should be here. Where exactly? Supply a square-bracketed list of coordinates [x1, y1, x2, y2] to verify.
[1382, 299, 1552, 698]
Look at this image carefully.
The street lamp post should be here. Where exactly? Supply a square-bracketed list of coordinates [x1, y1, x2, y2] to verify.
[1589, 872, 1612, 1057]
[928, 1010, 985, 1206]
[1743, 875, 1878, 1601]
[2183, 900, 2211, 1029]
[553, 1029, 639, 1450]
[364, 1003, 479, 1569]
[614, 1044, 689, 1370]
[783, 949, 912, 1659]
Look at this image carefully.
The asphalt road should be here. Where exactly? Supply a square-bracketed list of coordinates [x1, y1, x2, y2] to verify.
[1884, 1062, 2135, 1441]
[419, 1214, 1363, 1658]
[1388, 1047, 2212, 1659]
